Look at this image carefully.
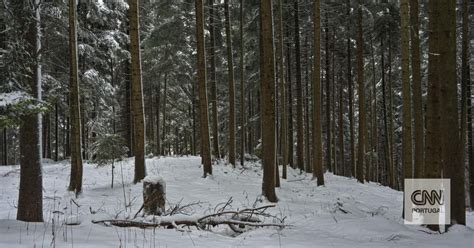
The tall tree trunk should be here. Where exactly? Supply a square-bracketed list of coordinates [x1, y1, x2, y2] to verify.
[325, 12, 332, 173]
[2, 128, 6, 165]
[381, 35, 392, 186]
[410, 0, 423, 179]
[208, 0, 220, 160]
[224, 0, 236, 166]
[68, 0, 83, 195]
[294, 0, 304, 172]
[304, 36, 311, 173]
[370, 34, 378, 181]
[55, 101, 59, 161]
[277, 0, 287, 179]
[260, 0, 277, 202]
[400, 0, 412, 186]
[356, 1, 365, 183]
[338, 70, 345, 177]
[462, 0, 474, 209]
[195, 0, 212, 177]
[388, 30, 394, 188]
[287, 28, 294, 169]
[129, 0, 146, 183]
[239, 0, 245, 167]
[16, 0, 43, 222]
[156, 79, 161, 156]
[347, 0, 354, 178]
[461, 0, 474, 209]
[312, 0, 324, 186]
[437, 0, 464, 225]
[162, 75, 167, 155]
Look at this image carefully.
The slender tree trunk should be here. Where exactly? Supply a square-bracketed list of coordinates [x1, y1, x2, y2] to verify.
[294, 0, 304, 172]
[400, 0, 412, 187]
[195, 0, 212, 177]
[55, 101, 59, 161]
[287, 28, 294, 169]
[156, 79, 161, 156]
[325, 12, 332, 173]
[239, 0, 245, 167]
[224, 0, 236, 166]
[304, 36, 311, 173]
[68, 0, 83, 195]
[460, 0, 473, 209]
[388, 32, 394, 188]
[16, 0, 43, 222]
[347, 0, 354, 178]
[129, 0, 146, 183]
[208, 0, 220, 160]
[277, 0, 287, 179]
[338, 70, 344, 177]
[2, 128, 6, 165]
[356, 1, 365, 183]
[312, 0, 324, 186]
[370, 34, 378, 182]
[260, 0, 277, 202]
[381, 35, 392, 186]
[410, 0, 423, 179]
[162, 75, 168, 155]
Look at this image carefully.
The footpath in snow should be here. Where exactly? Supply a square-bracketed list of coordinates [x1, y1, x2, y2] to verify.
[0, 156, 473, 247]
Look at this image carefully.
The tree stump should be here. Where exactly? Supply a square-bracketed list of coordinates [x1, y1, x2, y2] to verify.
[143, 176, 166, 216]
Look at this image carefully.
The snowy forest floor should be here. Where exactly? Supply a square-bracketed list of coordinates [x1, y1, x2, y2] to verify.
[0, 156, 473, 248]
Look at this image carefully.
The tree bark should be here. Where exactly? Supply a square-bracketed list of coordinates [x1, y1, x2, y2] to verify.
[195, 0, 212, 177]
[435, 0, 464, 225]
[312, 0, 324, 185]
[460, 0, 472, 209]
[239, 0, 245, 167]
[208, 0, 220, 160]
[277, 0, 287, 179]
[400, 0, 412, 187]
[347, 0, 354, 178]
[224, 0, 236, 167]
[156, 79, 161, 156]
[129, 0, 146, 183]
[68, 0, 83, 195]
[356, 1, 365, 183]
[287, 27, 294, 169]
[294, 0, 304, 172]
[260, 0, 277, 202]
[410, 0, 423, 179]
[16, 0, 43, 222]
[325, 12, 332, 173]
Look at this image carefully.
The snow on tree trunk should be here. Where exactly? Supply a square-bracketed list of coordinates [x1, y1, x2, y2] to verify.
[143, 176, 166, 216]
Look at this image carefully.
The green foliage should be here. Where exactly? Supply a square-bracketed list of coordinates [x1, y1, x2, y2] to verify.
[90, 134, 128, 167]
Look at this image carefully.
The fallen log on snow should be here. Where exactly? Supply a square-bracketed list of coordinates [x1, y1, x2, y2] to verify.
[92, 204, 288, 233]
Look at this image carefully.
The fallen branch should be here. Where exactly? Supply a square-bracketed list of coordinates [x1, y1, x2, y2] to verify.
[92, 205, 288, 233]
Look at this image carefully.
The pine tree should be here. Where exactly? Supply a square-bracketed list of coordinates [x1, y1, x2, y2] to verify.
[410, 0, 423, 179]
[16, 0, 43, 222]
[277, 0, 287, 179]
[400, 0, 412, 185]
[356, 0, 365, 183]
[208, 0, 220, 160]
[224, 0, 236, 167]
[195, 0, 212, 177]
[294, 0, 305, 172]
[129, 0, 146, 183]
[312, 0, 324, 186]
[68, 0, 84, 195]
[260, 0, 277, 203]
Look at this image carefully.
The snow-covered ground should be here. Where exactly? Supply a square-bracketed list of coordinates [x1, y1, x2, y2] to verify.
[0, 156, 473, 247]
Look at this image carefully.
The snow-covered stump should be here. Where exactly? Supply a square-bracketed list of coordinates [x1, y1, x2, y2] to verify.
[143, 176, 166, 216]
